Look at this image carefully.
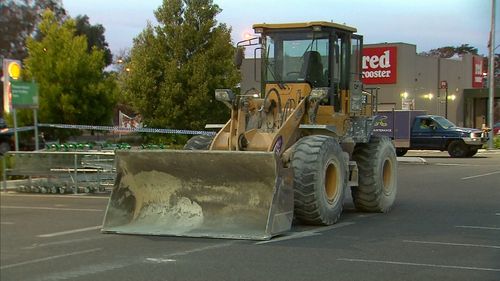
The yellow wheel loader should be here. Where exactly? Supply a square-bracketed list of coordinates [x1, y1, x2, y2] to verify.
[102, 21, 398, 240]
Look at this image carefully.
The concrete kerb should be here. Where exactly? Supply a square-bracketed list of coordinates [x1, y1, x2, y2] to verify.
[478, 148, 500, 154]
[396, 157, 427, 164]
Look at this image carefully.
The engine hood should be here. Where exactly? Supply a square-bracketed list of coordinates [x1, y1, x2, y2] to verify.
[452, 127, 482, 133]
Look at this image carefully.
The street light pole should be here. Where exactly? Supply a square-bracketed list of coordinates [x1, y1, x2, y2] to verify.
[488, 0, 496, 149]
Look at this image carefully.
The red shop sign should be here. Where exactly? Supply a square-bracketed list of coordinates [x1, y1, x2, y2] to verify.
[472, 55, 483, 88]
[362, 46, 398, 84]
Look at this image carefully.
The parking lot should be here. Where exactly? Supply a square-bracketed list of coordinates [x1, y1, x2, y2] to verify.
[1, 150, 499, 281]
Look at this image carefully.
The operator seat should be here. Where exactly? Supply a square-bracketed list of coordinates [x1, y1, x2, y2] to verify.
[300, 51, 324, 87]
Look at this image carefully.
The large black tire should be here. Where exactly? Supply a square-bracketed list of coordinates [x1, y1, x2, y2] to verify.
[352, 136, 397, 213]
[395, 148, 408, 157]
[447, 140, 469, 158]
[291, 135, 347, 225]
[466, 147, 479, 157]
[184, 135, 214, 150]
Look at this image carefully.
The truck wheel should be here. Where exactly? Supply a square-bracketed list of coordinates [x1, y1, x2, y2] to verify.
[447, 140, 468, 158]
[291, 135, 347, 225]
[184, 135, 214, 150]
[352, 136, 397, 212]
[466, 147, 479, 157]
[395, 148, 408, 157]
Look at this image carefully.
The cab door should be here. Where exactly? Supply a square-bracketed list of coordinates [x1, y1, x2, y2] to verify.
[410, 117, 442, 149]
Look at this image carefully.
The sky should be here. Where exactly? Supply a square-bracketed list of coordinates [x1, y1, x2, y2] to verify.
[63, 0, 499, 57]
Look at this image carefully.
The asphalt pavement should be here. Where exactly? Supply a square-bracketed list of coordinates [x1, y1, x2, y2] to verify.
[1, 150, 499, 281]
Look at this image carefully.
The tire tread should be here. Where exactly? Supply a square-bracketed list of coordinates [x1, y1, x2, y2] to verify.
[292, 135, 347, 225]
[351, 136, 397, 212]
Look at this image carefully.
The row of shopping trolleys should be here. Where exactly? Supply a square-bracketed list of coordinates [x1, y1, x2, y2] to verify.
[15, 181, 111, 194]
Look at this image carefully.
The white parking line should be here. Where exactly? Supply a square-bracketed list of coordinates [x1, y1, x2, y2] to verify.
[1, 206, 103, 212]
[163, 241, 238, 258]
[23, 236, 110, 250]
[404, 240, 500, 249]
[337, 258, 500, 272]
[496, 213, 500, 216]
[37, 260, 135, 281]
[256, 222, 355, 245]
[146, 258, 177, 263]
[0, 248, 102, 270]
[461, 171, 500, 180]
[256, 230, 321, 245]
[435, 163, 479, 167]
[456, 225, 500, 231]
[37, 225, 102, 238]
[0, 222, 14, 225]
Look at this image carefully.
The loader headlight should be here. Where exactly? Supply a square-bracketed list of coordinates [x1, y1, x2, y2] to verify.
[310, 88, 329, 101]
[215, 89, 235, 102]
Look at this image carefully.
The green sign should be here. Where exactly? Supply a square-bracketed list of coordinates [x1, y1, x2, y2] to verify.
[10, 81, 39, 109]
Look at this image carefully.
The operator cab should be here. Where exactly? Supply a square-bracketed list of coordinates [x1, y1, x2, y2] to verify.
[252, 21, 363, 110]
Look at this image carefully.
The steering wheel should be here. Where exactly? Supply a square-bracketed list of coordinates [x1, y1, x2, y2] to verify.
[286, 71, 302, 80]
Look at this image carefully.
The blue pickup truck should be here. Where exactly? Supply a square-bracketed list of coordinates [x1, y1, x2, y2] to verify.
[373, 110, 488, 157]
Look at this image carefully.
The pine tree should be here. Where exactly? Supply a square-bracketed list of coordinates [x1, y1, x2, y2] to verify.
[122, 0, 240, 130]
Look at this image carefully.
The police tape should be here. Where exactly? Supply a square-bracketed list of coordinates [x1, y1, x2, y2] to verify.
[3, 126, 35, 134]
[39, 123, 216, 136]
[6, 124, 216, 136]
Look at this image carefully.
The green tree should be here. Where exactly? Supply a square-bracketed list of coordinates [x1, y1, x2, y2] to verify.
[454, 44, 478, 56]
[420, 44, 478, 58]
[22, 10, 117, 138]
[0, 0, 66, 60]
[75, 15, 113, 66]
[122, 0, 240, 131]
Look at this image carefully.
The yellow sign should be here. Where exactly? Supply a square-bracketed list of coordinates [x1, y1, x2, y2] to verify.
[8, 61, 21, 80]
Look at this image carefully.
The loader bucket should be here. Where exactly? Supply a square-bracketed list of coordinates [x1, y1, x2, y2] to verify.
[102, 150, 294, 240]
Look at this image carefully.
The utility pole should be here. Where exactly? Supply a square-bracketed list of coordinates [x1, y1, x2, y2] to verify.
[445, 86, 449, 118]
[488, 0, 496, 149]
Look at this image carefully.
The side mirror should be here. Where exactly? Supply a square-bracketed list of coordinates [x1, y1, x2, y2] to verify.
[234, 47, 244, 69]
